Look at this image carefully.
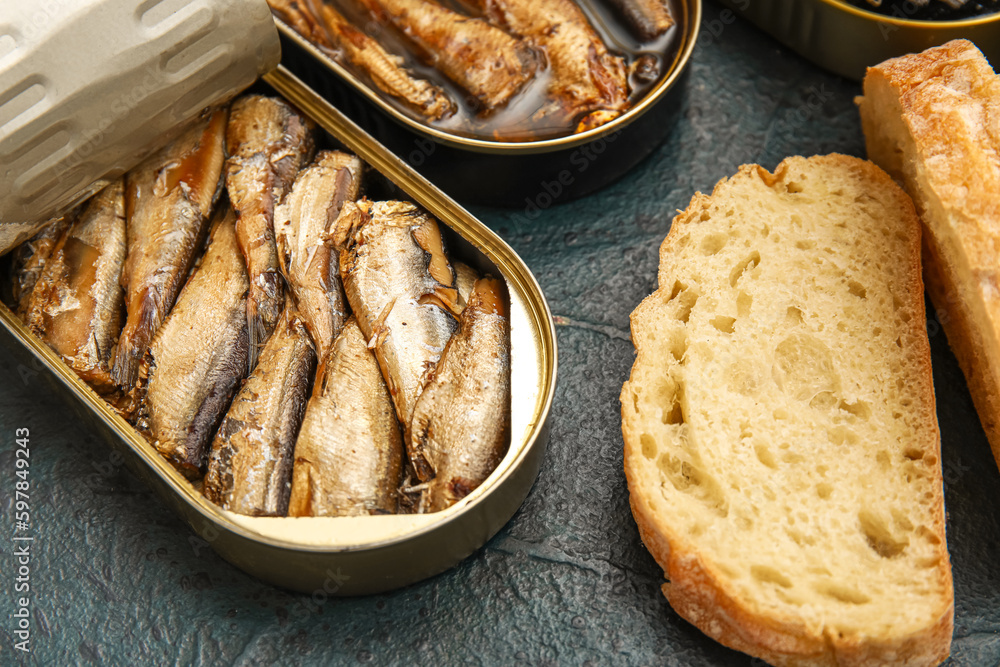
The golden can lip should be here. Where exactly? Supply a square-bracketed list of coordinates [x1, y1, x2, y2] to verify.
[273, 0, 700, 154]
[718, 0, 1000, 81]
[0, 65, 557, 595]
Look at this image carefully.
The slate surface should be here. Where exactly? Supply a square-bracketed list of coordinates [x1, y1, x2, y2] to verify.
[2, 2, 999, 664]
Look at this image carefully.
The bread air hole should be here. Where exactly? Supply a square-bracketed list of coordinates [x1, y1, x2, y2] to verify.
[669, 285, 699, 324]
[710, 315, 735, 334]
[729, 251, 761, 287]
[859, 510, 909, 559]
[784, 306, 804, 325]
[665, 328, 687, 362]
[751, 565, 793, 589]
[827, 425, 858, 447]
[772, 334, 839, 401]
[847, 280, 867, 299]
[653, 376, 685, 425]
[755, 444, 777, 469]
[816, 483, 833, 499]
[641, 433, 657, 459]
[657, 453, 727, 517]
[838, 399, 871, 421]
[786, 181, 804, 194]
[700, 233, 728, 255]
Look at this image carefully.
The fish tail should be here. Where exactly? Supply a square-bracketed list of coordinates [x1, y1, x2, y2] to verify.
[111, 294, 159, 388]
[246, 273, 284, 372]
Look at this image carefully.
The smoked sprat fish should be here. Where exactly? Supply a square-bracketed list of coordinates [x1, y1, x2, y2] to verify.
[607, 0, 675, 40]
[268, 0, 456, 120]
[11, 211, 76, 315]
[275, 150, 362, 362]
[135, 209, 250, 478]
[408, 276, 511, 512]
[226, 95, 315, 370]
[112, 107, 228, 388]
[24, 181, 127, 392]
[335, 199, 459, 426]
[357, 0, 539, 112]
[203, 305, 316, 516]
[318, 3, 457, 120]
[472, 0, 630, 130]
[288, 318, 403, 516]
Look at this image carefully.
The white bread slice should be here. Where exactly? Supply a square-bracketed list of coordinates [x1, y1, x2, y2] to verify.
[621, 154, 953, 667]
[858, 39, 1000, 469]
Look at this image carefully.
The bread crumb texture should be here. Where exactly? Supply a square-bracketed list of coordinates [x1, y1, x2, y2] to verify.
[621, 154, 953, 666]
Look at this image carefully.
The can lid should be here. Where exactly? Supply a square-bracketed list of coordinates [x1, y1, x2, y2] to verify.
[0, 0, 281, 229]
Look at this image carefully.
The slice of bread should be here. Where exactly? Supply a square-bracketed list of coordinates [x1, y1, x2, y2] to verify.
[621, 154, 953, 667]
[858, 39, 1000, 470]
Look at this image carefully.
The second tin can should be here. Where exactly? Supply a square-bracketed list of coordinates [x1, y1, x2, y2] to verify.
[273, 0, 701, 206]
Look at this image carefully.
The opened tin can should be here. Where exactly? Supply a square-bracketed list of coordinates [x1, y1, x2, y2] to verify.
[0, 65, 556, 595]
[718, 0, 1000, 81]
[272, 0, 701, 206]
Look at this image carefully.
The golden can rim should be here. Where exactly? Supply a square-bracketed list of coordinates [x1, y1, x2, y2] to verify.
[274, 0, 702, 154]
[820, 0, 1000, 27]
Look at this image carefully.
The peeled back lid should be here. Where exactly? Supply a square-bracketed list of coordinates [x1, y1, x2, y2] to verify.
[0, 0, 281, 234]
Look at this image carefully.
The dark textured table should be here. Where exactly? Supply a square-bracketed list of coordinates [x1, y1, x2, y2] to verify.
[3, 2, 1000, 664]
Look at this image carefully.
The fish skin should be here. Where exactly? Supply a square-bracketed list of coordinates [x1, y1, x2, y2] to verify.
[225, 95, 316, 371]
[473, 0, 630, 129]
[11, 211, 76, 315]
[358, 0, 539, 112]
[336, 199, 459, 426]
[409, 276, 511, 512]
[274, 150, 362, 362]
[113, 107, 228, 389]
[287, 317, 403, 517]
[24, 182, 127, 392]
[316, 3, 457, 120]
[135, 209, 250, 479]
[203, 305, 316, 516]
[607, 0, 674, 40]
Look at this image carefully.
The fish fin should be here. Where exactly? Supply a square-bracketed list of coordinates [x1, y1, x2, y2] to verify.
[246, 274, 283, 372]
[418, 287, 462, 318]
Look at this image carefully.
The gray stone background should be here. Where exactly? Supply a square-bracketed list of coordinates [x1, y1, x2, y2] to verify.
[2, 1, 999, 664]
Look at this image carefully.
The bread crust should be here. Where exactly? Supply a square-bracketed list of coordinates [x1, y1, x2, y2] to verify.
[858, 39, 1000, 469]
[621, 154, 953, 667]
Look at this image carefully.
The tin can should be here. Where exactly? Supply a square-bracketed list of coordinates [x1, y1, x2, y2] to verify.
[0, 65, 557, 595]
[273, 0, 701, 206]
[717, 0, 1000, 81]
